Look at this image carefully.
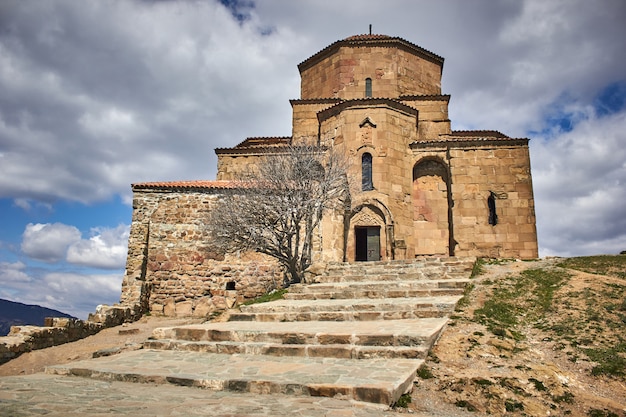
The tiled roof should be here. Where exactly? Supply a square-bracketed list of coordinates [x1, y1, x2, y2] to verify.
[410, 133, 528, 149]
[344, 34, 393, 41]
[316, 98, 418, 123]
[289, 98, 343, 105]
[215, 137, 293, 155]
[298, 34, 444, 73]
[233, 136, 292, 148]
[132, 180, 241, 191]
[449, 130, 509, 138]
[399, 94, 451, 101]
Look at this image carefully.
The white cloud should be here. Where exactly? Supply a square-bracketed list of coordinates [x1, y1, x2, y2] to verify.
[0, 258, 124, 319]
[0, 0, 300, 204]
[9, 271, 123, 320]
[66, 224, 130, 269]
[0, 0, 625, 261]
[12, 198, 53, 212]
[20, 222, 130, 268]
[21, 222, 81, 262]
[0, 261, 31, 283]
[532, 110, 626, 256]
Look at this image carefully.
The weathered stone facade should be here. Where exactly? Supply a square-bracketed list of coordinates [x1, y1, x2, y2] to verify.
[121, 34, 538, 317]
[120, 187, 284, 316]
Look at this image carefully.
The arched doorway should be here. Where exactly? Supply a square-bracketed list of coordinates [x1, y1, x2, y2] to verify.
[412, 158, 454, 256]
[355, 226, 380, 261]
[346, 202, 393, 262]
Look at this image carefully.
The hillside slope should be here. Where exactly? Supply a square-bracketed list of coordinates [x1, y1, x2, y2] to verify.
[0, 299, 75, 336]
[410, 256, 626, 417]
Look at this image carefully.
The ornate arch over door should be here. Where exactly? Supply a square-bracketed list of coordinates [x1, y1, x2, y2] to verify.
[346, 200, 394, 262]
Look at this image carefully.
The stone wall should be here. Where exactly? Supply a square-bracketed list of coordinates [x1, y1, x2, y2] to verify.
[216, 152, 264, 181]
[121, 188, 285, 317]
[290, 99, 340, 146]
[449, 145, 538, 259]
[0, 318, 100, 364]
[299, 43, 443, 99]
[0, 305, 141, 364]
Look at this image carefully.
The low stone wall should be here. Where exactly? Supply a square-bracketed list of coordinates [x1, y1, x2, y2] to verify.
[146, 255, 284, 317]
[121, 188, 285, 317]
[0, 304, 141, 365]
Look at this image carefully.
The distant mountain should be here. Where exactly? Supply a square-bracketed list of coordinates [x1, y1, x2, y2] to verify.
[0, 299, 75, 336]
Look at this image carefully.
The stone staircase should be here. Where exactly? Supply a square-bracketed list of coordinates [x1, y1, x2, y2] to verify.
[46, 257, 475, 406]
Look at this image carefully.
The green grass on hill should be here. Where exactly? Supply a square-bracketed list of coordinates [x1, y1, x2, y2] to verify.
[473, 255, 626, 378]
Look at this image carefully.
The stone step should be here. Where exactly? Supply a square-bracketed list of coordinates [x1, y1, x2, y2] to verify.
[238, 295, 461, 320]
[229, 309, 446, 322]
[144, 339, 428, 359]
[310, 270, 470, 284]
[0, 373, 413, 416]
[319, 257, 475, 277]
[46, 350, 421, 405]
[289, 279, 469, 293]
[148, 318, 447, 349]
[284, 279, 468, 300]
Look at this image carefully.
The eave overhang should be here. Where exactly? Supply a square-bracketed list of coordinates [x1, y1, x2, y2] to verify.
[317, 98, 418, 124]
[298, 35, 444, 73]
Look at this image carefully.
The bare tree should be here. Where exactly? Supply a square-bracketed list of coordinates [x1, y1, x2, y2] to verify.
[207, 145, 350, 284]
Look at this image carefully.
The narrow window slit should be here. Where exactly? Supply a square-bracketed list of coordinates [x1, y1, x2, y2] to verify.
[362, 153, 373, 191]
[488, 192, 498, 225]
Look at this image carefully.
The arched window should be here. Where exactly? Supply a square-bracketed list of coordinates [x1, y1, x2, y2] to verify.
[365, 78, 372, 98]
[362, 152, 373, 191]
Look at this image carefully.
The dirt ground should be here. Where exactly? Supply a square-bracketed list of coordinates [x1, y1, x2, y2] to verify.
[1, 259, 625, 416]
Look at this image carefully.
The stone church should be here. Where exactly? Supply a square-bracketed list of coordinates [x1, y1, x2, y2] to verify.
[120, 34, 538, 317]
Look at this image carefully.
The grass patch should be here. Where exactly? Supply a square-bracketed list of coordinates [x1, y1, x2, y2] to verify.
[557, 255, 626, 279]
[552, 392, 575, 404]
[472, 378, 493, 387]
[455, 400, 477, 412]
[528, 377, 547, 391]
[240, 289, 287, 306]
[417, 364, 434, 379]
[583, 345, 626, 377]
[588, 409, 620, 417]
[393, 393, 412, 408]
[455, 283, 475, 311]
[473, 268, 569, 340]
[485, 258, 516, 265]
[505, 399, 524, 412]
[471, 258, 486, 278]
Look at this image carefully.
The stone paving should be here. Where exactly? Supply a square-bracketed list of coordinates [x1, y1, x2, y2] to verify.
[232, 295, 462, 321]
[0, 258, 475, 415]
[0, 374, 405, 417]
[47, 350, 420, 404]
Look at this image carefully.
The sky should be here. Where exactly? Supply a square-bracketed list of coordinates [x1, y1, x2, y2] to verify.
[0, 0, 625, 319]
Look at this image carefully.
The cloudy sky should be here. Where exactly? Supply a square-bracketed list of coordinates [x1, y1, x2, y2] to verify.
[1, 0, 625, 319]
